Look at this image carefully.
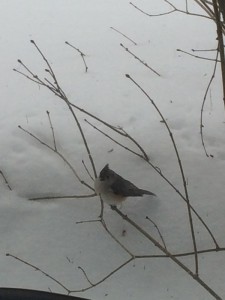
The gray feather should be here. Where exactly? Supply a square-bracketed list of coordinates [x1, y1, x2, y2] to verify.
[99, 164, 156, 198]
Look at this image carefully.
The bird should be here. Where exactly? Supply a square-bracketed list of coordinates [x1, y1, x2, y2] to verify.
[94, 164, 156, 206]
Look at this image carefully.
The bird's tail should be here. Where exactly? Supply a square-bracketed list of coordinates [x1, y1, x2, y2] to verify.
[140, 189, 156, 196]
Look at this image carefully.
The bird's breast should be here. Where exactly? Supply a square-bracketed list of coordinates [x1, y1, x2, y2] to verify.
[94, 177, 106, 194]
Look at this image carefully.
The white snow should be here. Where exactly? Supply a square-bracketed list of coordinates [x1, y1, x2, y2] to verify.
[0, 0, 225, 299]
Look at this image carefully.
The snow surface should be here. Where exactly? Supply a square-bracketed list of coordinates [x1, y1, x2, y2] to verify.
[0, 0, 225, 299]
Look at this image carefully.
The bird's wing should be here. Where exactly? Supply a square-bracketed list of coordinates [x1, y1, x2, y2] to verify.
[111, 176, 143, 197]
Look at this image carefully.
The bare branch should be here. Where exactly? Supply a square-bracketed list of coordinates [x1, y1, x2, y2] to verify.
[120, 43, 161, 77]
[71, 257, 134, 293]
[82, 160, 94, 182]
[130, 1, 212, 20]
[65, 41, 88, 72]
[46, 110, 57, 151]
[66, 105, 150, 161]
[200, 47, 220, 157]
[6, 253, 70, 293]
[110, 26, 137, 45]
[130, 1, 176, 17]
[29, 194, 96, 201]
[177, 48, 221, 62]
[110, 206, 223, 300]
[15, 41, 97, 180]
[0, 170, 12, 190]
[84, 119, 146, 160]
[146, 216, 167, 250]
[125, 74, 199, 275]
[18, 125, 94, 192]
[212, 0, 225, 108]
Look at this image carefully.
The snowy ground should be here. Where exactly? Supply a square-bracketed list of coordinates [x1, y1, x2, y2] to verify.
[0, 1, 225, 299]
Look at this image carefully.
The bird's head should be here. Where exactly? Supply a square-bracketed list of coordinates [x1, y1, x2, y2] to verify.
[99, 164, 116, 184]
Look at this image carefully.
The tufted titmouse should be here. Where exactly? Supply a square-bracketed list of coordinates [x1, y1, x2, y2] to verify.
[94, 164, 156, 206]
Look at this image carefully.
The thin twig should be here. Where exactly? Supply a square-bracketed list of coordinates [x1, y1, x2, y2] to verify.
[212, 0, 225, 109]
[6, 253, 70, 293]
[146, 216, 167, 249]
[130, 1, 212, 20]
[17, 59, 37, 78]
[130, 1, 176, 17]
[110, 27, 137, 45]
[13, 68, 43, 86]
[29, 194, 96, 201]
[78, 267, 94, 286]
[200, 47, 219, 157]
[68, 108, 149, 161]
[30, 40, 65, 97]
[120, 43, 161, 77]
[76, 219, 100, 224]
[192, 48, 218, 52]
[46, 110, 57, 150]
[65, 41, 88, 72]
[0, 170, 12, 190]
[82, 160, 94, 181]
[135, 246, 225, 259]
[177, 49, 221, 62]
[84, 119, 145, 159]
[71, 257, 134, 293]
[15, 61, 61, 97]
